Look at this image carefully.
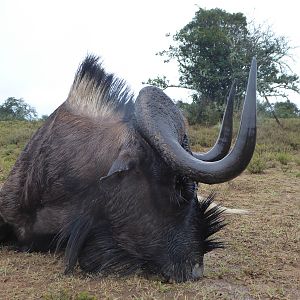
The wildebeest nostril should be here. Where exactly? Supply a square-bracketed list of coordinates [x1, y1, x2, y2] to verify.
[192, 263, 204, 279]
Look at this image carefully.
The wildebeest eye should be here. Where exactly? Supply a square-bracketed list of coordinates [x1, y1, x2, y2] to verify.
[175, 176, 196, 201]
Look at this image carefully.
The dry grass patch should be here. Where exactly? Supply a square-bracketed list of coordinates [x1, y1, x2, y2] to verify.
[1, 166, 299, 299]
[1, 118, 299, 299]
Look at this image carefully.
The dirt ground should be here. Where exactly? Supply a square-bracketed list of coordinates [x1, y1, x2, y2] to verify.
[0, 164, 299, 299]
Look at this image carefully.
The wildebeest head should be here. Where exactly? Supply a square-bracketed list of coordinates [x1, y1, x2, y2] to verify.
[0, 55, 256, 283]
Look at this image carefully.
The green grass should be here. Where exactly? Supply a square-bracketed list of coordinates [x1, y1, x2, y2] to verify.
[0, 120, 42, 146]
[0, 117, 299, 299]
[189, 118, 300, 173]
[276, 152, 291, 165]
[1, 118, 299, 182]
[43, 290, 97, 300]
[247, 154, 267, 174]
[0, 120, 41, 180]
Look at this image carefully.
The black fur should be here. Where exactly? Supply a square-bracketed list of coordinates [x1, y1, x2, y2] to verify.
[55, 192, 225, 281]
[69, 54, 134, 119]
[0, 55, 226, 283]
[198, 193, 226, 253]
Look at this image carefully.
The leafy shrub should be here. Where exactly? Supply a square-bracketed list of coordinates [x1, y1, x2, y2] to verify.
[178, 98, 223, 126]
[247, 155, 267, 174]
[0, 97, 37, 121]
[276, 152, 291, 165]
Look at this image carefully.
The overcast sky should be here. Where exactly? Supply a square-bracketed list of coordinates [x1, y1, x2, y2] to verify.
[1, 0, 300, 116]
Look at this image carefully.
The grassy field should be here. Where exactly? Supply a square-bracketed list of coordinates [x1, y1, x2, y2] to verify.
[0, 118, 299, 299]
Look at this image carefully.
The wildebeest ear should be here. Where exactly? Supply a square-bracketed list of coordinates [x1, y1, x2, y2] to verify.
[103, 149, 137, 178]
[107, 157, 130, 176]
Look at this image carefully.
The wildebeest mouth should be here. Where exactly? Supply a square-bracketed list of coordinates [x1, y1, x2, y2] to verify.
[161, 263, 204, 283]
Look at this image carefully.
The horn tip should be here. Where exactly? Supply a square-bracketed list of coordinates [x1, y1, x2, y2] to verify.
[251, 57, 257, 69]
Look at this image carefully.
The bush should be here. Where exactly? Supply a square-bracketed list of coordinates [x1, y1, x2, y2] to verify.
[177, 99, 223, 126]
[276, 152, 291, 165]
[0, 97, 37, 121]
[247, 154, 267, 174]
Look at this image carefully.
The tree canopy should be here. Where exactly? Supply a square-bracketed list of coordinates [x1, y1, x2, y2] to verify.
[146, 8, 300, 124]
[0, 97, 37, 121]
[273, 100, 299, 118]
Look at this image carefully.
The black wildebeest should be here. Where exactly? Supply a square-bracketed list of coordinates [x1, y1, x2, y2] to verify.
[0, 55, 256, 282]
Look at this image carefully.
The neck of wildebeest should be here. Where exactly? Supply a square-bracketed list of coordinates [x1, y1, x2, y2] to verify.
[54, 104, 134, 178]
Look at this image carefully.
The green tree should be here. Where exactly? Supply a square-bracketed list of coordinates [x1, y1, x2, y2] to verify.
[40, 114, 49, 121]
[0, 97, 37, 121]
[177, 98, 223, 125]
[257, 100, 271, 117]
[147, 8, 300, 124]
[273, 100, 299, 118]
[256, 99, 299, 118]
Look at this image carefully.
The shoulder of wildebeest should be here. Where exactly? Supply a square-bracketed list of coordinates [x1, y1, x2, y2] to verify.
[0, 56, 137, 239]
[0, 55, 257, 282]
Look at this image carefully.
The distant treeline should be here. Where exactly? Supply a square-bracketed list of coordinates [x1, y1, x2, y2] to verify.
[0, 96, 299, 125]
[0, 97, 48, 121]
[176, 99, 299, 125]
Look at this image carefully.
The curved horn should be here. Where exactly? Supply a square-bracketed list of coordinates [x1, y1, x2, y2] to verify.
[135, 58, 257, 184]
[193, 80, 236, 161]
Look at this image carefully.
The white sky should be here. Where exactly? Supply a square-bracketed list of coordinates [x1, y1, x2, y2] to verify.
[1, 0, 300, 116]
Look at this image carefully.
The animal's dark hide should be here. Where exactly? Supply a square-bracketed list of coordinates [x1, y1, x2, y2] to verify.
[0, 54, 256, 282]
[57, 191, 224, 281]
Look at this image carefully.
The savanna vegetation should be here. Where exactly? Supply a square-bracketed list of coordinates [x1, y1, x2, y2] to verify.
[1, 6, 299, 299]
[0, 97, 37, 121]
[146, 8, 300, 125]
[0, 117, 299, 299]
